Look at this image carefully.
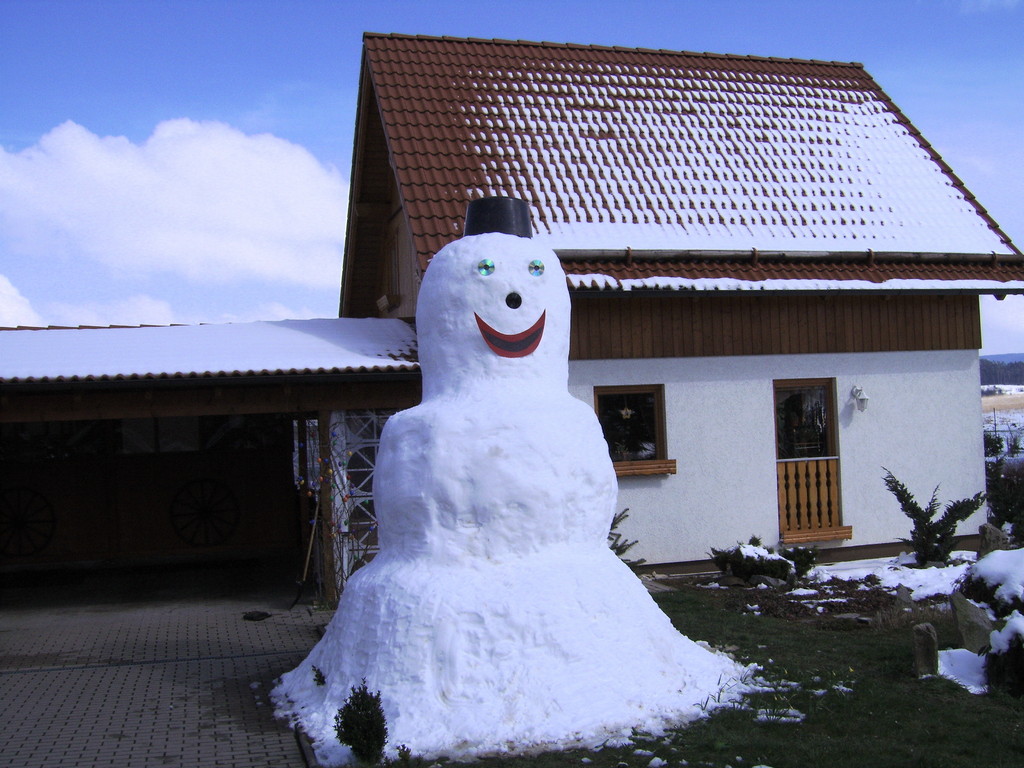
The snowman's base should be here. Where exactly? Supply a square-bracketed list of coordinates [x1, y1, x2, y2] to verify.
[272, 543, 751, 766]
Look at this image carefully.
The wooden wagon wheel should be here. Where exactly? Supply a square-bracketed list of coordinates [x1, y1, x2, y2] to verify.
[0, 487, 56, 557]
[169, 478, 240, 546]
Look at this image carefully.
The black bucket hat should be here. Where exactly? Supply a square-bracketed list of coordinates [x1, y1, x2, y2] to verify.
[463, 196, 532, 239]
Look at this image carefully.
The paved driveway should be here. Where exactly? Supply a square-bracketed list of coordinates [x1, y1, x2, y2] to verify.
[1, 558, 326, 767]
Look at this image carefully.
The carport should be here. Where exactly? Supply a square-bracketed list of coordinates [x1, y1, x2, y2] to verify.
[0, 318, 420, 601]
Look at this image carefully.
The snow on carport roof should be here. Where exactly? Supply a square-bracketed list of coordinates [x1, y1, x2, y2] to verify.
[0, 318, 418, 384]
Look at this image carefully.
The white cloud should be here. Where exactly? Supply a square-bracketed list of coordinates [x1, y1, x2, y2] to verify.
[40, 294, 324, 328]
[0, 119, 348, 288]
[0, 274, 44, 327]
[45, 294, 178, 328]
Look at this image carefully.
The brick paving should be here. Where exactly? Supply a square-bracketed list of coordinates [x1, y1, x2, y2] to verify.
[0, 559, 326, 767]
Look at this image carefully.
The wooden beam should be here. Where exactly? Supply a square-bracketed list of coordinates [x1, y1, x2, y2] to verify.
[0, 378, 422, 424]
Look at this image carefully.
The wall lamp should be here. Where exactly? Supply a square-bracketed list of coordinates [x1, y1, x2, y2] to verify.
[851, 386, 870, 412]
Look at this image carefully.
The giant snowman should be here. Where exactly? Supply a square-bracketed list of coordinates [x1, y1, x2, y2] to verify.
[273, 198, 749, 764]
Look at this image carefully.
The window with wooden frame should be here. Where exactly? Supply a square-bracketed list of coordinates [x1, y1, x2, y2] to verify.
[594, 385, 677, 477]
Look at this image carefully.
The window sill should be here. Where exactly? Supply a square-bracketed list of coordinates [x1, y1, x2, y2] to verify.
[780, 526, 853, 544]
[613, 459, 677, 477]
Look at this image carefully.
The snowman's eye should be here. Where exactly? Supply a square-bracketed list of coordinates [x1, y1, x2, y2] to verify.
[477, 259, 495, 276]
[528, 259, 545, 276]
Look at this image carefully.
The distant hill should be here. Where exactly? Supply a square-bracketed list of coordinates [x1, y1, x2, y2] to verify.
[981, 356, 1024, 385]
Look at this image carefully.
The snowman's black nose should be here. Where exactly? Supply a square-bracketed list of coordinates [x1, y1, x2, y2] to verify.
[506, 292, 522, 309]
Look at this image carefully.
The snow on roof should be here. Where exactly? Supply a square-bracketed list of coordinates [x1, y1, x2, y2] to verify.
[363, 34, 1018, 267]
[0, 318, 418, 384]
[568, 274, 1024, 293]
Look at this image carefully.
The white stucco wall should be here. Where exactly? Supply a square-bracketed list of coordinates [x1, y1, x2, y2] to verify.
[569, 349, 985, 565]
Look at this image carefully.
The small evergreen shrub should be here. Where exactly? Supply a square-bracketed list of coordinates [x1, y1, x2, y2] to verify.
[607, 508, 646, 568]
[986, 458, 1024, 541]
[985, 431, 1006, 458]
[335, 679, 388, 764]
[883, 469, 985, 566]
[394, 744, 413, 768]
[710, 537, 794, 582]
[779, 545, 818, 578]
[312, 665, 326, 686]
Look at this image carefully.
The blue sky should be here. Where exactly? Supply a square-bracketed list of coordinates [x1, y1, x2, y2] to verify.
[1, 0, 1022, 352]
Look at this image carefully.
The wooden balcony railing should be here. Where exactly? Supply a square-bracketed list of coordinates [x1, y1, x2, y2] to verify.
[776, 457, 852, 544]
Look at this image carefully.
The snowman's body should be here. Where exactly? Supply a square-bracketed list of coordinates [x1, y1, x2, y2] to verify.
[273, 231, 747, 763]
[375, 391, 615, 559]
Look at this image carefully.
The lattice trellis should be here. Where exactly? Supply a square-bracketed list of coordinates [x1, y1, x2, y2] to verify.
[293, 410, 395, 606]
[330, 409, 394, 589]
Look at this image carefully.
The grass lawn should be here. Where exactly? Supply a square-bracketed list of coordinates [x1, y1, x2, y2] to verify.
[461, 582, 1024, 768]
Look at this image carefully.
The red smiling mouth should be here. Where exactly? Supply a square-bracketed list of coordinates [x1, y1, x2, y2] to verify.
[474, 311, 546, 358]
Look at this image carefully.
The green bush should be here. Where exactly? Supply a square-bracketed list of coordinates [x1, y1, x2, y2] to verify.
[335, 680, 388, 765]
[779, 545, 818, 578]
[986, 458, 1024, 541]
[985, 431, 1005, 458]
[607, 508, 646, 568]
[883, 469, 985, 566]
[312, 665, 326, 686]
[710, 537, 794, 582]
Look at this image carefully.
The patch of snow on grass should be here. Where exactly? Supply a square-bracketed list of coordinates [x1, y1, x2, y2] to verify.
[938, 649, 987, 694]
[813, 552, 975, 600]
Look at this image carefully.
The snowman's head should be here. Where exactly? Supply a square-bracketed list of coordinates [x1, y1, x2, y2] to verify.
[416, 203, 570, 399]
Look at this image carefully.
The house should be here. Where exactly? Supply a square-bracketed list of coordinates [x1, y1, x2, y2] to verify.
[0, 318, 417, 599]
[339, 33, 1024, 568]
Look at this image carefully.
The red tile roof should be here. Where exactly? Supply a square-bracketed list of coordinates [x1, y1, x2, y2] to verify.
[362, 33, 1022, 289]
[562, 254, 1024, 291]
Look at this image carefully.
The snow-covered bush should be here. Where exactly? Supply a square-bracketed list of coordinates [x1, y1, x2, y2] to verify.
[710, 537, 794, 582]
[959, 548, 1024, 620]
[985, 611, 1024, 697]
[334, 680, 388, 765]
[883, 469, 985, 566]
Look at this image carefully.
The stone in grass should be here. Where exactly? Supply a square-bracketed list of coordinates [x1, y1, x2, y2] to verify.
[913, 622, 938, 678]
[717, 575, 748, 588]
[950, 591, 994, 654]
[978, 522, 1013, 558]
[986, 612, 1024, 698]
[749, 574, 788, 590]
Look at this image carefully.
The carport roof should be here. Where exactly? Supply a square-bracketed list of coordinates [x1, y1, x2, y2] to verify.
[0, 318, 418, 384]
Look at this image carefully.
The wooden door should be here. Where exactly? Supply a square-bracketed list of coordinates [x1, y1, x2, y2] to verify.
[774, 380, 851, 544]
